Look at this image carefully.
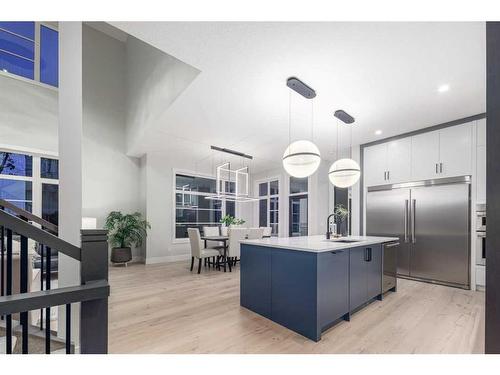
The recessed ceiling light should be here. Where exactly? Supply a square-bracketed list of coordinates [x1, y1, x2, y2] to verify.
[437, 84, 450, 93]
[375, 130, 382, 135]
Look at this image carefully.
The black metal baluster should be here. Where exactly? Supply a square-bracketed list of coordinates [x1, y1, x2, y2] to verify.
[65, 304, 71, 354]
[45, 246, 51, 354]
[39, 244, 44, 330]
[6, 229, 12, 354]
[20, 235, 28, 354]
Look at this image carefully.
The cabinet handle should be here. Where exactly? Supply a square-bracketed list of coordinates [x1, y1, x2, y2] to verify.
[440, 163, 443, 173]
[387, 171, 390, 180]
[383, 171, 386, 180]
[435, 163, 438, 174]
[364, 248, 372, 262]
[331, 250, 344, 254]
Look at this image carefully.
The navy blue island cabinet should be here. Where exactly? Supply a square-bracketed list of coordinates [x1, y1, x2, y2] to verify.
[240, 243, 383, 342]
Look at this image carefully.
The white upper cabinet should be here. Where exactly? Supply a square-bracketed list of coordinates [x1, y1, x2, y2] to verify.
[364, 122, 475, 187]
[438, 122, 472, 178]
[364, 143, 387, 187]
[386, 138, 411, 183]
[410, 130, 440, 181]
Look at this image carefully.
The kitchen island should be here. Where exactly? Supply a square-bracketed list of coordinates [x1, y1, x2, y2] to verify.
[239, 235, 398, 341]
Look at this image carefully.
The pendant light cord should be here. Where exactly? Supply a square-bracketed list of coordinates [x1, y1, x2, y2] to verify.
[288, 90, 292, 149]
[311, 100, 314, 141]
[350, 122, 353, 159]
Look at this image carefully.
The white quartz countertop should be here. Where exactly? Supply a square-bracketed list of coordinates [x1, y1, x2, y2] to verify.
[240, 235, 399, 253]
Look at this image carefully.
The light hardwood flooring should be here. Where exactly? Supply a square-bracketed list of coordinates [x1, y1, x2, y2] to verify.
[108, 261, 485, 354]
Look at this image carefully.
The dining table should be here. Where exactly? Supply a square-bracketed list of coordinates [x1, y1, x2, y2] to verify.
[201, 235, 231, 272]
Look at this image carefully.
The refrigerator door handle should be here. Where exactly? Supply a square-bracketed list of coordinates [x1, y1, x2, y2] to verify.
[411, 199, 416, 243]
[404, 199, 409, 243]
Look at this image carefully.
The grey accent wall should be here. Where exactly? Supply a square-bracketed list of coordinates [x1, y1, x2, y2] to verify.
[486, 21, 500, 354]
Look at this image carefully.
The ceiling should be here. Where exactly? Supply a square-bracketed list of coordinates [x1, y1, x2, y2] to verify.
[110, 22, 486, 173]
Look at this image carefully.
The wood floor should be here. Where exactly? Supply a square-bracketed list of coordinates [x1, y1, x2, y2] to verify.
[108, 261, 485, 354]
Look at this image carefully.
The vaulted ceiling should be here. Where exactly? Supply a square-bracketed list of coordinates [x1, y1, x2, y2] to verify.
[110, 22, 486, 173]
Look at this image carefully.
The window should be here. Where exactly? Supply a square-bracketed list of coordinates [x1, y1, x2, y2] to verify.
[174, 173, 235, 239]
[0, 151, 33, 176]
[41, 157, 59, 179]
[289, 177, 308, 237]
[0, 149, 58, 222]
[0, 179, 32, 212]
[42, 183, 58, 225]
[257, 180, 279, 236]
[290, 176, 308, 194]
[0, 22, 58, 87]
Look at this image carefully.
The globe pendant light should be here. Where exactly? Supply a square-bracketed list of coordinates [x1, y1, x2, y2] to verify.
[328, 110, 361, 188]
[282, 77, 321, 178]
[283, 140, 321, 178]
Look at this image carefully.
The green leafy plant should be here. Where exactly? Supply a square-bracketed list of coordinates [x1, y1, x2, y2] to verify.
[334, 204, 349, 222]
[104, 211, 151, 248]
[220, 214, 246, 226]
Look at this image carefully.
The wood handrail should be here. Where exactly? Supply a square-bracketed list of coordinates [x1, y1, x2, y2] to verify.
[0, 198, 58, 234]
[0, 280, 109, 315]
[0, 209, 80, 261]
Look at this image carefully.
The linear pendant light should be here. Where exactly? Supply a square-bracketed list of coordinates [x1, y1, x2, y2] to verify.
[282, 77, 321, 178]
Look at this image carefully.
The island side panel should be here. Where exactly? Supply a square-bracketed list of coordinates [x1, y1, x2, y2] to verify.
[317, 250, 350, 332]
[270, 248, 320, 342]
[240, 244, 272, 318]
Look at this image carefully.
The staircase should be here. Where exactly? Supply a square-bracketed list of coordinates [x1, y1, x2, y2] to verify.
[0, 199, 110, 354]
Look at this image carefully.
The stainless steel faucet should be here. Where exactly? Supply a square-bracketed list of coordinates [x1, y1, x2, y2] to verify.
[326, 213, 336, 239]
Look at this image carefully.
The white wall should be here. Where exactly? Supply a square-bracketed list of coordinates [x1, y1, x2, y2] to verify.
[0, 74, 58, 153]
[58, 20, 83, 346]
[125, 36, 200, 156]
[82, 25, 142, 258]
[143, 151, 215, 263]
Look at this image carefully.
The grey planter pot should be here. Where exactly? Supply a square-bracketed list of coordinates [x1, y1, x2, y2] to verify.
[111, 247, 132, 264]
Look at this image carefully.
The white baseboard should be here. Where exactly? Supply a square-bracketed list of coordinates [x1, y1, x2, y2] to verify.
[145, 253, 190, 265]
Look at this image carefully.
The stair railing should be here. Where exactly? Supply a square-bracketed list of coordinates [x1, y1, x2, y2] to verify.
[0, 201, 109, 354]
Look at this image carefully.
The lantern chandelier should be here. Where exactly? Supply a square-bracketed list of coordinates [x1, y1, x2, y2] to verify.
[204, 146, 259, 202]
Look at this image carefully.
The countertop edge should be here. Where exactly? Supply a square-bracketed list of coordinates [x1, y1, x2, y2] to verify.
[240, 237, 399, 253]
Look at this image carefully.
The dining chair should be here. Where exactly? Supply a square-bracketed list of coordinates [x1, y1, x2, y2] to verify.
[261, 226, 272, 237]
[227, 227, 247, 270]
[247, 227, 265, 240]
[187, 228, 220, 274]
[203, 226, 225, 266]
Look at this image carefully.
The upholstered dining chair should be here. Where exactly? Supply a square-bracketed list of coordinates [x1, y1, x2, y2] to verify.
[247, 227, 265, 240]
[227, 227, 247, 270]
[187, 228, 220, 274]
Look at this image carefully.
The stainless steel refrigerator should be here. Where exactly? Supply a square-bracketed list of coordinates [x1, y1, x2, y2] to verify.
[366, 176, 470, 289]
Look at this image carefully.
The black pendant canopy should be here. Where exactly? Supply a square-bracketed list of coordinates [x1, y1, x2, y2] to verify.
[286, 77, 316, 99]
[334, 110, 355, 124]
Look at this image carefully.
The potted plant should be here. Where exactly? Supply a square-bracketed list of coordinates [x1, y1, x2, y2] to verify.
[105, 211, 151, 265]
[334, 204, 349, 236]
[220, 214, 246, 227]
